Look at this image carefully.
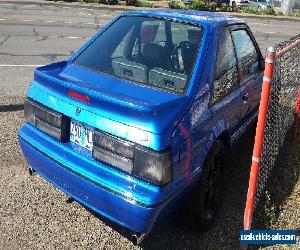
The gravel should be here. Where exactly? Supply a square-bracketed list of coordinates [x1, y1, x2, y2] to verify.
[0, 99, 299, 249]
[0, 105, 140, 249]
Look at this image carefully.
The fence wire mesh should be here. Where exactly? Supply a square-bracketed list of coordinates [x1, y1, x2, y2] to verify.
[253, 34, 300, 227]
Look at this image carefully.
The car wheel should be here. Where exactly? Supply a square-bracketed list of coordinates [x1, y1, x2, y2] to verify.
[189, 140, 225, 231]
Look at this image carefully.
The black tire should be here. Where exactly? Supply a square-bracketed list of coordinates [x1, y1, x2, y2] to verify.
[189, 140, 225, 231]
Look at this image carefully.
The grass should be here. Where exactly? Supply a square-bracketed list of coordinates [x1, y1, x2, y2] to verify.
[264, 191, 277, 228]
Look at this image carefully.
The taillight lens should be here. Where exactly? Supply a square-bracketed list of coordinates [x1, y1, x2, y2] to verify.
[134, 146, 172, 186]
[24, 98, 70, 141]
[93, 130, 135, 173]
[93, 130, 134, 159]
[92, 130, 172, 186]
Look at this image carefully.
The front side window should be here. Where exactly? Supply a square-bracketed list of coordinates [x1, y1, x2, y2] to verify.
[74, 16, 204, 93]
[211, 27, 239, 104]
[231, 29, 260, 81]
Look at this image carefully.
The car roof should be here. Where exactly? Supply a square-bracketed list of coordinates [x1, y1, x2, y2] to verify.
[123, 9, 245, 27]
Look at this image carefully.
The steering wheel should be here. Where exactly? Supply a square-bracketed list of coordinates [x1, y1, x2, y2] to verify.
[170, 41, 193, 73]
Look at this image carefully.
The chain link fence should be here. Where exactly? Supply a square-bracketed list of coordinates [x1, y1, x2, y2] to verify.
[252, 34, 300, 228]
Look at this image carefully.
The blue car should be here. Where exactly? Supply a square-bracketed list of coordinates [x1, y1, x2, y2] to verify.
[19, 9, 264, 243]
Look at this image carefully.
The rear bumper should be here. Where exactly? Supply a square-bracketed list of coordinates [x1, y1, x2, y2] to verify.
[18, 124, 166, 233]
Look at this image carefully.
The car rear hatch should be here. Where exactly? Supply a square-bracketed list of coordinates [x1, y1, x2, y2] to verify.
[28, 61, 189, 150]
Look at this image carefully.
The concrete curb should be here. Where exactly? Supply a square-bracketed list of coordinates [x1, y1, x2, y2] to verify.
[1, 0, 300, 22]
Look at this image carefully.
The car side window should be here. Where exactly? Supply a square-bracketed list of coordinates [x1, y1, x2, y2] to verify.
[231, 29, 260, 81]
[211, 27, 239, 104]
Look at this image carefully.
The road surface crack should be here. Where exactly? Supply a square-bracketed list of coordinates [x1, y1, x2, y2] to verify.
[0, 36, 10, 48]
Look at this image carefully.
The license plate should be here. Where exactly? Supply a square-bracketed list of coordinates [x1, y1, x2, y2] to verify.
[70, 120, 93, 151]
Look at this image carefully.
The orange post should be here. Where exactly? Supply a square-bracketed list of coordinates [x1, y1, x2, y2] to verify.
[243, 47, 276, 231]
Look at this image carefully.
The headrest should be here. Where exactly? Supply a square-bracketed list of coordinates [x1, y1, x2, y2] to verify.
[187, 29, 201, 45]
[143, 43, 162, 60]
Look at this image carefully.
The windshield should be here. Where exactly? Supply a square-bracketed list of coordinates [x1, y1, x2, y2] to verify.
[74, 16, 203, 94]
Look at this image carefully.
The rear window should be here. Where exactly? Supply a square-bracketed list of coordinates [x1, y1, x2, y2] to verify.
[74, 16, 204, 94]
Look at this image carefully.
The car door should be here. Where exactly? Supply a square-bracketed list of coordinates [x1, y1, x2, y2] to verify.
[209, 26, 244, 137]
[230, 26, 264, 125]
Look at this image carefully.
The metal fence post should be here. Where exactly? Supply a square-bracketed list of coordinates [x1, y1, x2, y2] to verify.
[243, 47, 276, 231]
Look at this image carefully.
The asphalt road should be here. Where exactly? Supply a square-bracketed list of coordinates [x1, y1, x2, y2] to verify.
[0, 2, 299, 98]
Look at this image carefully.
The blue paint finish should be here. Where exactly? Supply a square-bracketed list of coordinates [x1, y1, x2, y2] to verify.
[19, 10, 261, 234]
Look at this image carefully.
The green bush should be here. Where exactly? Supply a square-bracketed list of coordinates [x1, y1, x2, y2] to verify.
[277, 11, 284, 16]
[73, 0, 118, 4]
[169, 0, 185, 9]
[190, 0, 217, 12]
[106, 0, 118, 4]
[136, 0, 154, 7]
[126, 0, 138, 5]
[295, 10, 300, 17]
[261, 7, 275, 15]
[240, 6, 261, 15]
[87, 0, 106, 3]
[240, 6, 276, 15]
[218, 5, 233, 12]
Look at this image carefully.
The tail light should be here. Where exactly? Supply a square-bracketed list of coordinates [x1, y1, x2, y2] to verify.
[92, 130, 172, 186]
[24, 98, 70, 141]
[134, 146, 172, 186]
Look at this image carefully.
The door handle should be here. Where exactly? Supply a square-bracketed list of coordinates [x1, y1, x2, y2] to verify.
[242, 92, 249, 102]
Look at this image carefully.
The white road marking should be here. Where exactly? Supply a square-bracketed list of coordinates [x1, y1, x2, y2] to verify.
[253, 31, 298, 36]
[0, 64, 42, 67]
[81, 8, 94, 11]
[42, 10, 55, 13]
[0, 17, 103, 26]
[21, 5, 37, 8]
[79, 12, 91, 15]
[248, 22, 269, 26]
[42, 10, 91, 15]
